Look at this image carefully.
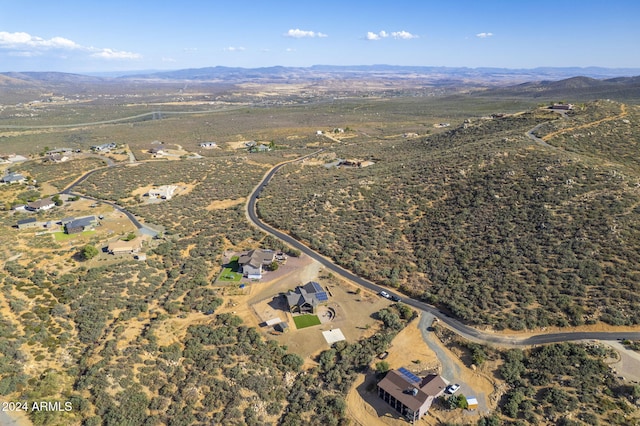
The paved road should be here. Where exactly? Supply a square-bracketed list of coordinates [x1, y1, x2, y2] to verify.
[526, 123, 558, 150]
[247, 153, 640, 347]
[59, 159, 157, 236]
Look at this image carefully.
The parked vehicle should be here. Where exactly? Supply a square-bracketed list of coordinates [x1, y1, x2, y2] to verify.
[446, 384, 460, 394]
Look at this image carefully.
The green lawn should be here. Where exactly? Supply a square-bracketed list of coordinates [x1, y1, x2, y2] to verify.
[53, 230, 96, 241]
[293, 314, 321, 329]
[218, 267, 243, 282]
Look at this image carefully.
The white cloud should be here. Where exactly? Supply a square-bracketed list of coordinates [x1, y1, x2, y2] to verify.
[224, 46, 246, 52]
[285, 48, 296, 52]
[476, 32, 494, 38]
[0, 31, 81, 50]
[391, 31, 418, 40]
[284, 29, 328, 38]
[366, 31, 388, 41]
[366, 30, 417, 40]
[0, 30, 141, 61]
[91, 48, 141, 60]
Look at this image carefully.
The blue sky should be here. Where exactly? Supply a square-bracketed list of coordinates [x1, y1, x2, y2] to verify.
[0, 0, 638, 73]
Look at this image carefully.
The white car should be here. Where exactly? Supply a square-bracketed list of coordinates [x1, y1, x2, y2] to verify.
[446, 384, 460, 394]
[379, 291, 391, 299]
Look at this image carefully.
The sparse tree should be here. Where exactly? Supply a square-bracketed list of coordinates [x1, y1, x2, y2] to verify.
[81, 244, 99, 260]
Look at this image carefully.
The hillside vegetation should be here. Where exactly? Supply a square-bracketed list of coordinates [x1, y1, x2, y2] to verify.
[259, 102, 640, 330]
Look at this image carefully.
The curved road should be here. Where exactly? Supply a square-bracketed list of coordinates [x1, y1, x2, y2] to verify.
[59, 158, 156, 235]
[526, 123, 558, 150]
[247, 151, 640, 347]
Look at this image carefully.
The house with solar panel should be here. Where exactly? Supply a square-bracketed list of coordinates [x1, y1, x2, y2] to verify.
[285, 281, 329, 314]
[377, 368, 447, 422]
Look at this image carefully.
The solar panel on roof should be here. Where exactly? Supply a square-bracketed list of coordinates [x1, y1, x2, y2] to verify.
[398, 367, 421, 384]
[316, 292, 328, 301]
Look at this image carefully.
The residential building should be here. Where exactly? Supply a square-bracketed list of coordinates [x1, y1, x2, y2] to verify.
[108, 238, 143, 254]
[237, 249, 275, 279]
[149, 145, 166, 155]
[147, 185, 177, 200]
[26, 198, 55, 212]
[16, 218, 38, 229]
[64, 216, 97, 234]
[285, 282, 329, 314]
[550, 103, 574, 110]
[45, 153, 69, 163]
[377, 369, 447, 422]
[1, 172, 26, 184]
[91, 143, 117, 152]
[199, 142, 217, 148]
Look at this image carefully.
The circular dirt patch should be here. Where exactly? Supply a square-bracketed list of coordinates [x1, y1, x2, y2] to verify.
[318, 306, 336, 324]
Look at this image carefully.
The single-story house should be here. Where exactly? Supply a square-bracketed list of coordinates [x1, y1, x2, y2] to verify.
[16, 217, 38, 229]
[199, 142, 217, 148]
[1, 172, 26, 184]
[285, 282, 329, 314]
[237, 249, 275, 279]
[108, 237, 143, 255]
[45, 153, 69, 163]
[147, 185, 177, 200]
[26, 198, 55, 212]
[377, 369, 447, 422]
[550, 103, 573, 110]
[91, 143, 116, 152]
[64, 216, 97, 234]
[149, 145, 166, 155]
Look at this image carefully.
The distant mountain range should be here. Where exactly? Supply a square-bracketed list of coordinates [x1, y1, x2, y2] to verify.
[1, 65, 640, 102]
[474, 75, 640, 100]
[117, 65, 640, 84]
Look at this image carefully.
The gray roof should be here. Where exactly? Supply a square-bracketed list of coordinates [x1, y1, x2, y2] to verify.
[17, 218, 37, 225]
[286, 287, 319, 309]
[286, 282, 328, 309]
[65, 216, 96, 229]
[238, 249, 274, 268]
[2, 173, 25, 182]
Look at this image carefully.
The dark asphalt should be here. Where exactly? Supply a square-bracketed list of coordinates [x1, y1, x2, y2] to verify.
[60, 161, 154, 234]
[247, 152, 640, 347]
